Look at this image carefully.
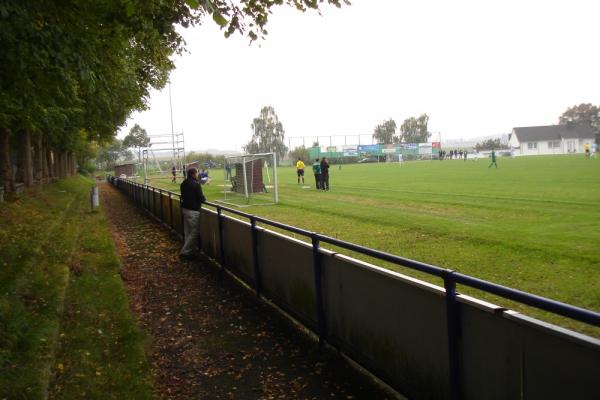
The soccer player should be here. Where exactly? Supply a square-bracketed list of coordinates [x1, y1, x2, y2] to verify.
[584, 143, 591, 158]
[296, 158, 305, 184]
[488, 150, 498, 168]
[312, 158, 322, 189]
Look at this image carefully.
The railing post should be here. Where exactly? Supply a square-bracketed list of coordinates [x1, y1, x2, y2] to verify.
[217, 207, 225, 269]
[151, 187, 155, 216]
[312, 234, 327, 347]
[444, 271, 461, 400]
[168, 192, 173, 230]
[180, 197, 185, 239]
[159, 189, 164, 223]
[250, 217, 262, 297]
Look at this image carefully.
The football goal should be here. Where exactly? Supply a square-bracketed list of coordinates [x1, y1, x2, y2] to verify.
[218, 152, 278, 207]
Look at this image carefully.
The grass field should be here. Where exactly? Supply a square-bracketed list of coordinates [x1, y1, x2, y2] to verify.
[146, 155, 600, 336]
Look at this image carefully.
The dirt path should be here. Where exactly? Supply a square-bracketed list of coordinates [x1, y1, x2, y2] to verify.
[100, 183, 397, 400]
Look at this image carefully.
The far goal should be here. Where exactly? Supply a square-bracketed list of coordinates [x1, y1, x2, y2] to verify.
[219, 152, 278, 207]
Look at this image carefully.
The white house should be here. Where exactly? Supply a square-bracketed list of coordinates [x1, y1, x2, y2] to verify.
[509, 124, 596, 156]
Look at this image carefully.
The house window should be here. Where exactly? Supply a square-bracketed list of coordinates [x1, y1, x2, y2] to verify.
[527, 142, 537, 150]
[548, 141, 560, 149]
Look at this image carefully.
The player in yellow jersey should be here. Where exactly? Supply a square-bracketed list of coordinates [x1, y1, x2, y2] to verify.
[296, 158, 305, 184]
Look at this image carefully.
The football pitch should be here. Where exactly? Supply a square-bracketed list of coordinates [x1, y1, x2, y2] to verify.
[149, 155, 600, 336]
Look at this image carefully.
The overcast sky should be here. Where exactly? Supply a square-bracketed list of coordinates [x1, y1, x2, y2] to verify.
[118, 0, 600, 151]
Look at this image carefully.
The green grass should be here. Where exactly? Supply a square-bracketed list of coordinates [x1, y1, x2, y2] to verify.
[0, 176, 152, 399]
[149, 155, 600, 336]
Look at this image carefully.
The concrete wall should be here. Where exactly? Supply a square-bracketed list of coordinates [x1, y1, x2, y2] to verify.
[114, 178, 600, 400]
[258, 229, 318, 330]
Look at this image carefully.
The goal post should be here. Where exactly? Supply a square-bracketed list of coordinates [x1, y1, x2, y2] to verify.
[219, 152, 278, 207]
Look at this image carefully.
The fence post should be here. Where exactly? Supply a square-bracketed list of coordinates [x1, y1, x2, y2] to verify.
[443, 271, 461, 400]
[311, 234, 327, 347]
[250, 217, 262, 297]
[217, 207, 225, 269]
[159, 189, 164, 223]
[151, 187, 155, 216]
[168, 192, 173, 230]
[180, 197, 185, 239]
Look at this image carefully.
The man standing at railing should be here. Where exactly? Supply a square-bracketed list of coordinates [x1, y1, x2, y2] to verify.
[180, 167, 205, 259]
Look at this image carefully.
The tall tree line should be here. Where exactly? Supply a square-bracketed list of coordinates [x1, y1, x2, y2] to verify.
[0, 0, 347, 191]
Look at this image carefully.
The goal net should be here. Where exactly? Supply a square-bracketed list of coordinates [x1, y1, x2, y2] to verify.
[219, 152, 278, 207]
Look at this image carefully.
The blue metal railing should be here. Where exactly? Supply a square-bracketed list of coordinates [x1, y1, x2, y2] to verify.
[109, 176, 600, 400]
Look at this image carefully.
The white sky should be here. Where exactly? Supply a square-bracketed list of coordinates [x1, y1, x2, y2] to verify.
[118, 0, 600, 151]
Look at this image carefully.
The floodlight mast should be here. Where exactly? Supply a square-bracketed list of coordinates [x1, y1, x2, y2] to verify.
[242, 157, 249, 200]
[273, 153, 278, 203]
[169, 82, 176, 166]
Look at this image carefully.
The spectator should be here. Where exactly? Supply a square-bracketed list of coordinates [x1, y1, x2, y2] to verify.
[171, 165, 177, 183]
[312, 158, 322, 190]
[320, 157, 330, 191]
[179, 167, 206, 259]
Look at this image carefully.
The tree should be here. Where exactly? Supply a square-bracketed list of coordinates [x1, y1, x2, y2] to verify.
[290, 146, 310, 162]
[0, 0, 346, 191]
[400, 114, 431, 143]
[244, 106, 288, 162]
[475, 138, 508, 151]
[184, 0, 350, 42]
[559, 103, 600, 145]
[559, 103, 600, 130]
[96, 139, 134, 170]
[372, 118, 398, 144]
[123, 124, 151, 163]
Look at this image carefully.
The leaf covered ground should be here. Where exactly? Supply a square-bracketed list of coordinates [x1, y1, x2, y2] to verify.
[101, 183, 398, 399]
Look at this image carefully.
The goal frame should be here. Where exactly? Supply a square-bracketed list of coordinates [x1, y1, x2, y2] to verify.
[218, 152, 279, 207]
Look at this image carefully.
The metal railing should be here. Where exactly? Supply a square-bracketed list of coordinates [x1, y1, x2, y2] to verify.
[109, 176, 600, 400]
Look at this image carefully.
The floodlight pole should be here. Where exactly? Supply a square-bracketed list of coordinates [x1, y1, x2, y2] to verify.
[273, 153, 278, 203]
[242, 156, 249, 200]
[169, 82, 176, 168]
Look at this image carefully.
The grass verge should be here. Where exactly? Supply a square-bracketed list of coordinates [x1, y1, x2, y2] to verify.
[0, 176, 152, 399]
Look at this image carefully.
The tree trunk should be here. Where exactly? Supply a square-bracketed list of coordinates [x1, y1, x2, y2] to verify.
[51, 149, 58, 179]
[69, 152, 74, 176]
[0, 127, 14, 191]
[72, 153, 77, 175]
[56, 150, 63, 178]
[34, 134, 43, 184]
[64, 151, 69, 177]
[18, 130, 34, 187]
[61, 151, 67, 178]
[42, 138, 49, 181]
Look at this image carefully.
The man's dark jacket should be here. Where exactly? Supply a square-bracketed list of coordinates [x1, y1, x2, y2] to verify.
[180, 177, 206, 211]
[320, 160, 330, 175]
